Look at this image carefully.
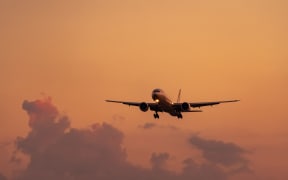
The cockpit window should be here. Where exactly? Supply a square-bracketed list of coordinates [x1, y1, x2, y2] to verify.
[153, 89, 161, 93]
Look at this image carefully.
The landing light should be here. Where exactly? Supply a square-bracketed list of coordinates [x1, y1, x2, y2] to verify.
[155, 99, 159, 103]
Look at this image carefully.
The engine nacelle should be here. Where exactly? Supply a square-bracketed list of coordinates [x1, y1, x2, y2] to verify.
[139, 102, 149, 112]
[181, 102, 190, 111]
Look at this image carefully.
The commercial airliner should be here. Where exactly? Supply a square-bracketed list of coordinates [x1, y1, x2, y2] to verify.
[106, 88, 239, 119]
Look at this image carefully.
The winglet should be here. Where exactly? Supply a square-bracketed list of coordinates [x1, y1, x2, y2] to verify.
[177, 89, 182, 103]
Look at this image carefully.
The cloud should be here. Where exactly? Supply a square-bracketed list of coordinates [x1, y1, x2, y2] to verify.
[150, 152, 170, 169]
[138, 123, 179, 131]
[11, 98, 251, 180]
[0, 173, 7, 180]
[16, 99, 128, 180]
[189, 135, 251, 173]
[180, 158, 227, 180]
[139, 122, 157, 129]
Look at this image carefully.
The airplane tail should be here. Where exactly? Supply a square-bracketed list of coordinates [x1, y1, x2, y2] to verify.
[177, 89, 181, 103]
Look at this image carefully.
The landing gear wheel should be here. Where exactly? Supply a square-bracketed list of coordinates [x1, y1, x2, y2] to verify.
[154, 113, 159, 119]
[177, 114, 183, 119]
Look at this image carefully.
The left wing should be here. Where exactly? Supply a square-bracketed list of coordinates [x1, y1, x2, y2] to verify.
[189, 100, 240, 108]
[172, 100, 239, 110]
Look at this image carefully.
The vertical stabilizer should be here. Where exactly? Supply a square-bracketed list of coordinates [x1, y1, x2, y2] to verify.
[177, 89, 182, 103]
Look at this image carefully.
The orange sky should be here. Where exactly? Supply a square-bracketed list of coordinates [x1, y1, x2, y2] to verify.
[0, 0, 288, 179]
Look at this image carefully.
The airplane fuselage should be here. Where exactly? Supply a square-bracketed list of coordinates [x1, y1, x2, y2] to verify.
[151, 89, 180, 117]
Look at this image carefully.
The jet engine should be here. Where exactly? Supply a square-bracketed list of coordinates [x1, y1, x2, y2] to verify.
[181, 102, 190, 111]
[139, 102, 149, 112]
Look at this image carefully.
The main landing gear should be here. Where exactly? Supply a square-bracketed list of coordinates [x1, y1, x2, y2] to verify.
[177, 113, 183, 119]
[153, 112, 159, 119]
[153, 112, 183, 119]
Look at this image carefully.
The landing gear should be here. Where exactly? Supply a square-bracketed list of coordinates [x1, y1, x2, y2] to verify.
[177, 113, 183, 119]
[153, 113, 159, 119]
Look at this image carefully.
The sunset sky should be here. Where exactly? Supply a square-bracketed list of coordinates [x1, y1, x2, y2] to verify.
[0, 0, 287, 179]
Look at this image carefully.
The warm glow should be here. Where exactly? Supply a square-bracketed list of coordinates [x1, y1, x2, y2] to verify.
[0, 0, 287, 179]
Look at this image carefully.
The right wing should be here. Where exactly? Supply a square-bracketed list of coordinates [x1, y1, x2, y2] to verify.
[105, 100, 142, 106]
[105, 100, 162, 111]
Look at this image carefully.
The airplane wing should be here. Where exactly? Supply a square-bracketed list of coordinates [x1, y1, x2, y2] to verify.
[172, 100, 239, 109]
[105, 100, 142, 106]
[189, 100, 239, 108]
[106, 99, 239, 114]
[105, 100, 161, 111]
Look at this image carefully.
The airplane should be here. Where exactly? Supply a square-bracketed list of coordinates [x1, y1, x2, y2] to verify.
[106, 88, 239, 119]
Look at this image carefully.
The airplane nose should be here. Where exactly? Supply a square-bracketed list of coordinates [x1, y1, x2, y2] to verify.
[152, 94, 158, 100]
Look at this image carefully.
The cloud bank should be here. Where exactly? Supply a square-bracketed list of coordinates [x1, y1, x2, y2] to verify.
[10, 98, 251, 180]
[0, 173, 7, 180]
[189, 135, 251, 174]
